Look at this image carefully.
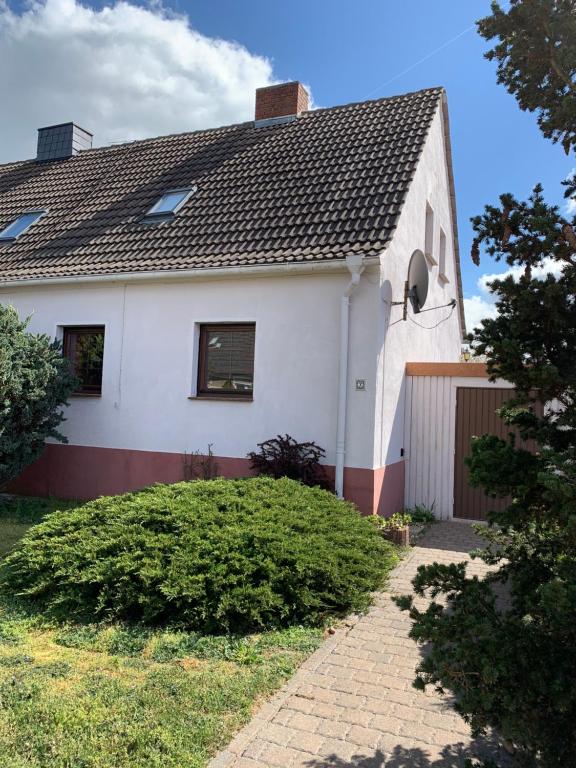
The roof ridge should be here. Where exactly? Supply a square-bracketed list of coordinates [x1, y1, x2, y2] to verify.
[1, 85, 445, 168]
[304, 86, 444, 118]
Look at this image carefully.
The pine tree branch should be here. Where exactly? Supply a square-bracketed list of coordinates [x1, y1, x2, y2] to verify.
[542, 15, 576, 94]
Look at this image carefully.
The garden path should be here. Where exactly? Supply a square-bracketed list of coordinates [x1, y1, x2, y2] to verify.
[209, 521, 507, 768]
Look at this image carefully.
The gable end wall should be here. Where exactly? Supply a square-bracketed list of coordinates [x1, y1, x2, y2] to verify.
[373, 101, 463, 500]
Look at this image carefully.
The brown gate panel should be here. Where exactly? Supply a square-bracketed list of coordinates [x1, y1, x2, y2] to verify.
[454, 387, 516, 521]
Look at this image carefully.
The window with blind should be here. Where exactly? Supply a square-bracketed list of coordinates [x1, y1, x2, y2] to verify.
[63, 326, 105, 395]
[197, 324, 255, 398]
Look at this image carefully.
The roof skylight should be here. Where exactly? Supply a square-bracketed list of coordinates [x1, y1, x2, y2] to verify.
[0, 210, 45, 241]
[145, 187, 196, 218]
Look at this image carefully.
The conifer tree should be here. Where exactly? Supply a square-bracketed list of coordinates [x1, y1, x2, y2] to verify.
[0, 305, 76, 486]
[397, 3, 576, 765]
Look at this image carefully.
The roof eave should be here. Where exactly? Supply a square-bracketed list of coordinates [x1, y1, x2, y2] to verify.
[0, 256, 382, 290]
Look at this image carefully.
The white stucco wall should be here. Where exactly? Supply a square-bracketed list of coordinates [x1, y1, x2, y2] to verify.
[1, 97, 463, 479]
[0, 266, 382, 469]
[374, 98, 463, 468]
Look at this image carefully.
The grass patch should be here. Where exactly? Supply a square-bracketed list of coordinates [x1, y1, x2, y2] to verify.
[0, 495, 399, 766]
[0, 593, 324, 767]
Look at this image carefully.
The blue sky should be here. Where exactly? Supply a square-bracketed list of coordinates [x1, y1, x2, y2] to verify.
[184, 0, 573, 315]
[2, 0, 572, 325]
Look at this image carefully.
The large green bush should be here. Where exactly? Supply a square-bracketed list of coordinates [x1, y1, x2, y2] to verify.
[2, 478, 395, 632]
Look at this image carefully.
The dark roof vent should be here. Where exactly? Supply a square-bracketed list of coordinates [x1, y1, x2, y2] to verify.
[37, 122, 93, 162]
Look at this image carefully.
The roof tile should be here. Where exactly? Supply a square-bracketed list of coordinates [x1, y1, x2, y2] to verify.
[0, 87, 442, 281]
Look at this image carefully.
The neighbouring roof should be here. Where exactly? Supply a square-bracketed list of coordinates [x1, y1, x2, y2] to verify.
[0, 87, 444, 283]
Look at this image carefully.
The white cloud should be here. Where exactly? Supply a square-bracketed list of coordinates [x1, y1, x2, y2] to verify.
[464, 257, 563, 331]
[0, 0, 278, 163]
[477, 257, 563, 293]
[463, 294, 499, 331]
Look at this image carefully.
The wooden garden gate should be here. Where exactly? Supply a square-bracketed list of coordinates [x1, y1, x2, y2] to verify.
[453, 387, 516, 521]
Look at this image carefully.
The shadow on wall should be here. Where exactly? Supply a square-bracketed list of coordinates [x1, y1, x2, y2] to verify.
[383, 375, 406, 466]
[303, 734, 509, 766]
[378, 279, 406, 468]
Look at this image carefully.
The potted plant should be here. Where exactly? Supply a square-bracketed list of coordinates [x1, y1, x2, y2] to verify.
[370, 512, 413, 547]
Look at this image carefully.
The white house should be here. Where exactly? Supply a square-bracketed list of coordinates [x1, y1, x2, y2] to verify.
[0, 82, 470, 516]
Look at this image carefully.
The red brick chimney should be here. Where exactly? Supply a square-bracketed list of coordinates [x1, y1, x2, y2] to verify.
[255, 82, 309, 121]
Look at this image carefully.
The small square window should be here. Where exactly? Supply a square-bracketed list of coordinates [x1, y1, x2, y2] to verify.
[63, 326, 105, 396]
[197, 324, 255, 398]
[145, 188, 195, 218]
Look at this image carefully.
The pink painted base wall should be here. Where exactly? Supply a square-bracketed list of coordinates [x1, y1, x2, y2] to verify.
[374, 461, 406, 517]
[9, 444, 405, 517]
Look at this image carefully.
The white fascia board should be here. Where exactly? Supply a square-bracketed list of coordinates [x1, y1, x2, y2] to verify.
[0, 257, 382, 290]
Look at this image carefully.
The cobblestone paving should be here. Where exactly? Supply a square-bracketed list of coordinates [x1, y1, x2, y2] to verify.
[209, 521, 505, 768]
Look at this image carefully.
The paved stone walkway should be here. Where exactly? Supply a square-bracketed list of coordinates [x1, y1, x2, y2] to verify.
[210, 522, 505, 768]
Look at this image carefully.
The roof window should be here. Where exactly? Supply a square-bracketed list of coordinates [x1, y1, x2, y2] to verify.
[145, 187, 196, 218]
[0, 210, 45, 241]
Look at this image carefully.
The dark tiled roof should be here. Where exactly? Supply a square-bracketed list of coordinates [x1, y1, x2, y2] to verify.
[0, 88, 443, 282]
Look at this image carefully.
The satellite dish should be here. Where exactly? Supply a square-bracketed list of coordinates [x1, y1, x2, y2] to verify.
[407, 250, 429, 314]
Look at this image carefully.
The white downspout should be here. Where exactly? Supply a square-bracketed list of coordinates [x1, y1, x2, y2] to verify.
[335, 254, 365, 498]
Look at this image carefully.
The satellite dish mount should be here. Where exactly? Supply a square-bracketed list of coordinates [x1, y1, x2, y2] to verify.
[389, 249, 456, 321]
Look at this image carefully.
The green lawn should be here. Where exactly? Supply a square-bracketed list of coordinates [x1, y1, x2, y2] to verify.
[0, 496, 324, 768]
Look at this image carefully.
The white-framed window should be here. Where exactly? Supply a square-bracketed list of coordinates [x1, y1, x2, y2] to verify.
[144, 187, 196, 219]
